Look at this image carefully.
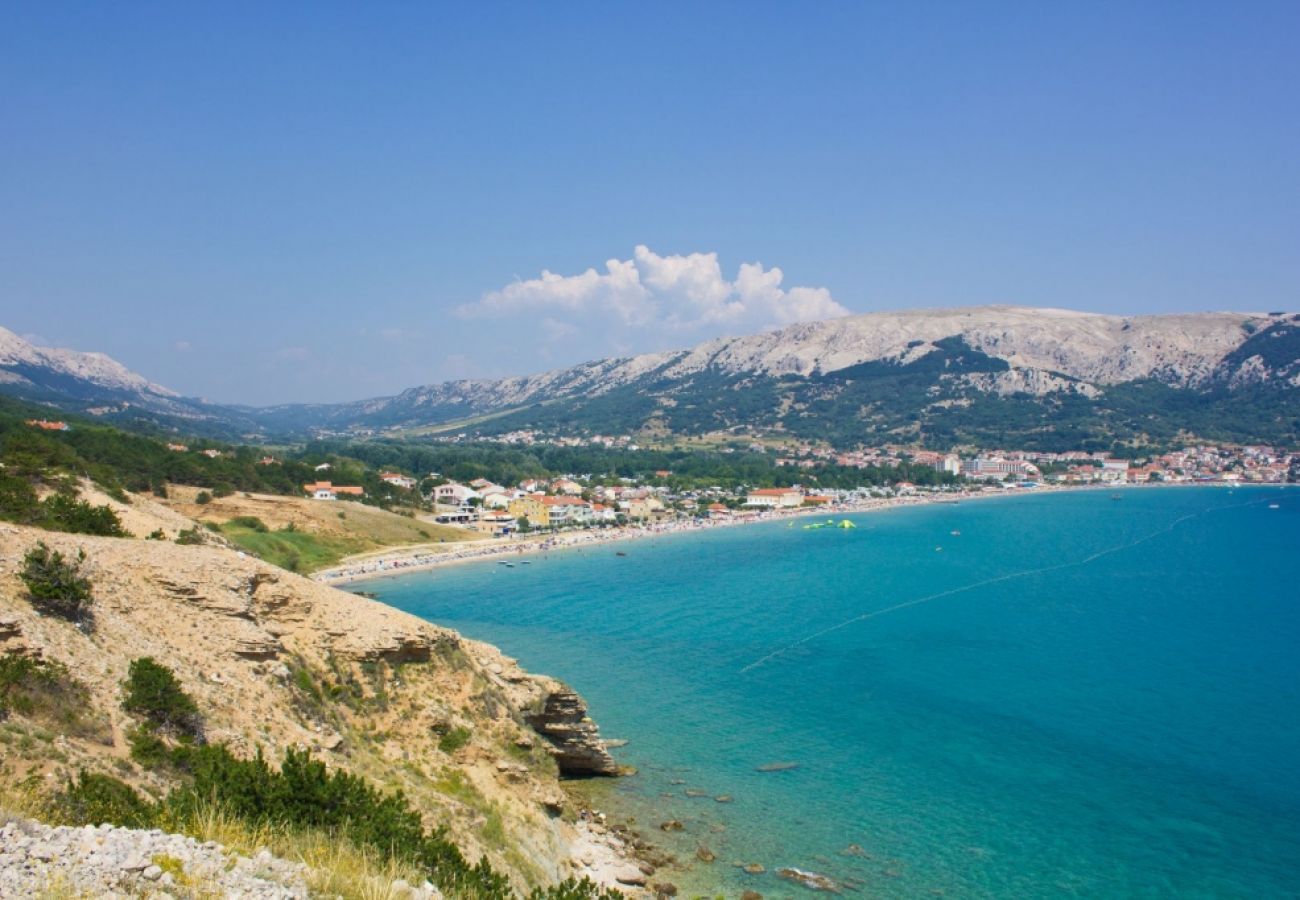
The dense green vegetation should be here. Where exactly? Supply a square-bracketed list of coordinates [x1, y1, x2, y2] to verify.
[0, 396, 418, 511]
[20, 542, 94, 627]
[122, 656, 202, 738]
[217, 519, 360, 573]
[54, 742, 618, 899]
[308, 438, 958, 492]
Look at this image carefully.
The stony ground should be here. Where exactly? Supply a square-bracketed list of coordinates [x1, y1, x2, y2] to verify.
[0, 817, 319, 898]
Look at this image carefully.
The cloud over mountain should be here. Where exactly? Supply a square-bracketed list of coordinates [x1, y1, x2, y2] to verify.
[459, 246, 849, 347]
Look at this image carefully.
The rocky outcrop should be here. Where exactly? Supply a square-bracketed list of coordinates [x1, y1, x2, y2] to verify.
[525, 689, 619, 777]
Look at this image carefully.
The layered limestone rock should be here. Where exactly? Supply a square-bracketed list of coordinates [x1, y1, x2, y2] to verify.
[525, 690, 620, 777]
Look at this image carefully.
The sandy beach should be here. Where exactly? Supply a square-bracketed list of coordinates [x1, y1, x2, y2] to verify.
[312, 486, 1056, 586]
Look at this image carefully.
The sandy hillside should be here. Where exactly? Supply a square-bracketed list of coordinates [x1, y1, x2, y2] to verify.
[0, 490, 647, 893]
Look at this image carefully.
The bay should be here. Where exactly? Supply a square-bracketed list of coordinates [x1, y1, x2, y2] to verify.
[369, 487, 1300, 897]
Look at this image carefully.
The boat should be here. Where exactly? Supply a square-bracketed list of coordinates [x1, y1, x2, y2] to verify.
[1269, 503, 1280, 509]
[950, 530, 961, 536]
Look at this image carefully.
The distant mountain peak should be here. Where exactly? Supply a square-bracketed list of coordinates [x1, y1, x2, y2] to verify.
[0, 326, 177, 398]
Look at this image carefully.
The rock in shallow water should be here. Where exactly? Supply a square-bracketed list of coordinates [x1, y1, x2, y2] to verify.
[776, 867, 840, 892]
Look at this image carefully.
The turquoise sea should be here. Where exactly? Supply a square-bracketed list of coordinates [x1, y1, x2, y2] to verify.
[368, 488, 1300, 897]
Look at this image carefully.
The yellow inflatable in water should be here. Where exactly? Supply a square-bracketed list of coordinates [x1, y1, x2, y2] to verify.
[838, 520, 856, 529]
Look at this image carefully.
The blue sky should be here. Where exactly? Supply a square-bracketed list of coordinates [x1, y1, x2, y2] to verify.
[2, 2, 1297, 404]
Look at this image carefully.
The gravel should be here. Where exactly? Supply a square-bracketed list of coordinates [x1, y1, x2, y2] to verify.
[0, 818, 311, 898]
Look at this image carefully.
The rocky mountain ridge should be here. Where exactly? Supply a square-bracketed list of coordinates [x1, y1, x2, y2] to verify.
[4, 306, 1299, 447]
[254, 306, 1300, 448]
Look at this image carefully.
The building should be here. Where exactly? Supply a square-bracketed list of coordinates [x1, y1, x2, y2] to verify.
[507, 496, 550, 528]
[962, 457, 1038, 479]
[379, 472, 417, 490]
[619, 497, 665, 520]
[475, 511, 518, 537]
[542, 495, 593, 526]
[434, 483, 480, 507]
[552, 478, 584, 496]
[745, 487, 803, 508]
[480, 487, 515, 509]
[303, 481, 364, 500]
[305, 482, 336, 500]
[26, 419, 69, 431]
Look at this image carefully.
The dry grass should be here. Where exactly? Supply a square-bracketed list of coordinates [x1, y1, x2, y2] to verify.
[3, 778, 431, 900]
[162, 488, 483, 573]
[162, 800, 432, 900]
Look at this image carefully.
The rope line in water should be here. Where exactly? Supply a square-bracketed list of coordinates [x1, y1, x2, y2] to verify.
[739, 495, 1276, 674]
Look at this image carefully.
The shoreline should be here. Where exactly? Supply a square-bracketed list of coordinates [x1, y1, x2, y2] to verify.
[318, 479, 1289, 896]
[311, 481, 1210, 587]
[313, 491, 975, 586]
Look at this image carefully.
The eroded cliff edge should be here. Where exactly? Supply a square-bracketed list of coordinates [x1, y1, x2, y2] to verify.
[0, 495, 627, 893]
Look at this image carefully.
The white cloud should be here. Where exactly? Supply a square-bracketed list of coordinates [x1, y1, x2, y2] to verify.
[173, 340, 193, 353]
[458, 245, 849, 338]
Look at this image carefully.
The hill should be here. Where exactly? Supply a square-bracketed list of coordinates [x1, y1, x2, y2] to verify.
[0, 492, 644, 896]
[257, 306, 1300, 450]
[0, 326, 262, 438]
[6, 307, 1300, 449]
[160, 486, 483, 573]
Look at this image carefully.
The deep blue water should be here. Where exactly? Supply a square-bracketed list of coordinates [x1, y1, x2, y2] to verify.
[368, 488, 1300, 897]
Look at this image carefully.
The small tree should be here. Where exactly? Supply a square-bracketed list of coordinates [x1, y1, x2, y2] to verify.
[21, 542, 93, 626]
[194, 491, 212, 505]
[122, 657, 200, 738]
[0, 653, 43, 719]
[517, 516, 531, 534]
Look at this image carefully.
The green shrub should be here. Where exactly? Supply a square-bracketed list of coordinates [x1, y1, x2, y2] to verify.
[0, 651, 107, 741]
[20, 542, 93, 626]
[0, 470, 40, 523]
[530, 879, 625, 900]
[163, 744, 512, 895]
[227, 515, 269, 532]
[146, 528, 167, 540]
[195, 491, 212, 505]
[122, 657, 201, 738]
[38, 494, 129, 537]
[0, 653, 44, 719]
[51, 770, 155, 829]
[175, 527, 204, 545]
[128, 723, 172, 768]
[438, 726, 472, 755]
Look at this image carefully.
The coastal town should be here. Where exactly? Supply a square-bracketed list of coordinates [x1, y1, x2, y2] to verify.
[298, 437, 1298, 583]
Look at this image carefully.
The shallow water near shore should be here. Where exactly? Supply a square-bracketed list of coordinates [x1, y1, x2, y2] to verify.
[369, 487, 1300, 897]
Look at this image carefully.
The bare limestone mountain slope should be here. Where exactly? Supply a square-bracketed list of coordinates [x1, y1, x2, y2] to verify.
[257, 306, 1300, 449]
[5, 307, 1300, 447]
[0, 326, 261, 436]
